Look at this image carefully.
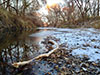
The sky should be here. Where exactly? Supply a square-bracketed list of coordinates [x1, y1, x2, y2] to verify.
[37, 0, 65, 15]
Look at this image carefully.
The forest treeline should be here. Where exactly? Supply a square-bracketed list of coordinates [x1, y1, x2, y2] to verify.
[0, 0, 100, 28]
[0, 0, 38, 31]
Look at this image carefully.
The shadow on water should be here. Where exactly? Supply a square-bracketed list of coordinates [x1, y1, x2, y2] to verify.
[0, 29, 57, 75]
[0, 30, 39, 75]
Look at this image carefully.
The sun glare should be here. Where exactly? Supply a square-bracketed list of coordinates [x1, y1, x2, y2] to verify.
[47, 0, 64, 6]
[37, 0, 65, 23]
[37, 0, 65, 16]
[45, 0, 65, 13]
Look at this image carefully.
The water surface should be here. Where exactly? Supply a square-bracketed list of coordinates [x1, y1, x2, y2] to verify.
[0, 27, 100, 75]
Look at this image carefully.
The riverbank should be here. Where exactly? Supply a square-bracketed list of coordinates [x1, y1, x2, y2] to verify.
[1, 7, 100, 31]
[60, 17, 100, 29]
[0, 8, 36, 32]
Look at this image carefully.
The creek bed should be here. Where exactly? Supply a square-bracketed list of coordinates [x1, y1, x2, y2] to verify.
[0, 27, 100, 75]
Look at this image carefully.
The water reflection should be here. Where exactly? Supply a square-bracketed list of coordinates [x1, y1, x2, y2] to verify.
[0, 30, 44, 75]
[0, 28, 59, 75]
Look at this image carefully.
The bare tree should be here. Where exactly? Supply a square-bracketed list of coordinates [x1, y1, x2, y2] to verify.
[6, 0, 10, 10]
[97, 0, 100, 16]
[16, 0, 19, 14]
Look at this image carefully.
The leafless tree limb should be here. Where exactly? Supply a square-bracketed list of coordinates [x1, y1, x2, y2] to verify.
[12, 40, 59, 68]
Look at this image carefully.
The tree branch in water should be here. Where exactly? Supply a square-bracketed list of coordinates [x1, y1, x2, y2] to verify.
[12, 40, 59, 68]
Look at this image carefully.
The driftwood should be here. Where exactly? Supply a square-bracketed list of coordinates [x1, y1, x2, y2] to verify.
[12, 40, 59, 68]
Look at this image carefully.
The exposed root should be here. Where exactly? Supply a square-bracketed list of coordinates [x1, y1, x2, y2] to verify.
[12, 40, 59, 68]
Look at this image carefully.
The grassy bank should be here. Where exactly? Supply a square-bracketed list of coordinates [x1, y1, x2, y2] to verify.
[0, 8, 36, 32]
[60, 17, 100, 29]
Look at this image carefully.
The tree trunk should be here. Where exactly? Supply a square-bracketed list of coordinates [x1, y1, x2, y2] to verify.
[16, 0, 19, 14]
[6, 0, 10, 11]
[3, 0, 5, 7]
[97, 0, 100, 16]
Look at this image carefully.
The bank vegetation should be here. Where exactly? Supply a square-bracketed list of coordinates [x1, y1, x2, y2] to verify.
[0, 0, 100, 29]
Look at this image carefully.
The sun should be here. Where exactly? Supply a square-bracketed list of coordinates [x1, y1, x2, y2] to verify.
[46, 0, 64, 6]
[36, 0, 65, 26]
[46, 0, 65, 11]
[37, 0, 65, 15]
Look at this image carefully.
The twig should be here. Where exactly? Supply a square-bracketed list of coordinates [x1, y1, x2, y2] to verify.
[12, 40, 59, 68]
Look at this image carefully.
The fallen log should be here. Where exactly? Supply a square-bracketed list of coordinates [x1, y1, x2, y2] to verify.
[12, 40, 59, 68]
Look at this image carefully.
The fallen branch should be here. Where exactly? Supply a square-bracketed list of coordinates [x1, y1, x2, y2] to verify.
[12, 40, 59, 68]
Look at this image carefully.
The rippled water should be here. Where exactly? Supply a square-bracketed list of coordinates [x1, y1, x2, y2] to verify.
[0, 27, 100, 75]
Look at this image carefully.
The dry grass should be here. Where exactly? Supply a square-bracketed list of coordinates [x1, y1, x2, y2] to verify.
[59, 16, 100, 28]
[0, 8, 36, 31]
